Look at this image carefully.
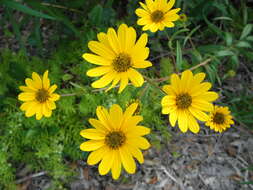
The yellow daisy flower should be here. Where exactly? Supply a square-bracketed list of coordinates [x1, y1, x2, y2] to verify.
[80, 103, 150, 180]
[205, 106, 234, 133]
[161, 70, 219, 133]
[135, 0, 181, 32]
[83, 24, 152, 93]
[18, 71, 60, 120]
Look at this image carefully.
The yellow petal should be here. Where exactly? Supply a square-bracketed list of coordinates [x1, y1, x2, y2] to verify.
[193, 72, 206, 84]
[195, 92, 219, 102]
[189, 107, 209, 121]
[88, 41, 115, 58]
[86, 66, 112, 77]
[87, 146, 108, 165]
[132, 60, 152, 69]
[48, 84, 57, 94]
[18, 92, 36, 101]
[127, 137, 150, 150]
[178, 111, 188, 133]
[181, 70, 193, 91]
[88, 118, 108, 132]
[32, 72, 42, 88]
[98, 149, 114, 175]
[162, 85, 175, 95]
[25, 78, 39, 90]
[105, 75, 120, 92]
[46, 100, 56, 110]
[170, 73, 181, 92]
[124, 103, 138, 119]
[107, 28, 121, 53]
[42, 70, 50, 90]
[125, 26, 137, 51]
[36, 112, 43, 120]
[83, 53, 111, 65]
[80, 129, 105, 140]
[95, 106, 112, 130]
[118, 73, 128, 93]
[169, 110, 178, 127]
[165, 8, 181, 16]
[122, 116, 143, 131]
[111, 151, 122, 180]
[117, 24, 128, 51]
[91, 71, 116, 88]
[97, 32, 112, 52]
[127, 144, 144, 164]
[42, 103, 52, 117]
[19, 86, 34, 92]
[49, 93, 60, 101]
[165, 0, 175, 11]
[80, 140, 104, 151]
[192, 100, 214, 111]
[119, 146, 136, 174]
[20, 102, 32, 111]
[25, 101, 39, 117]
[126, 125, 150, 137]
[109, 104, 123, 130]
[161, 95, 175, 106]
[128, 69, 144, 87]
[162, 106, 176, 114]
[135, 8, 150, 17]
[188, 115, 200, 133]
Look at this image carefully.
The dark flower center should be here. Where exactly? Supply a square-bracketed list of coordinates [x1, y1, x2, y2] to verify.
[151, 10, 164, 23]
[213, 112, 225, 124]
[176, 93, 192, 109]
[112, 53, 132, 72]
[105, 131, 126, 149]
[36, 89, 49, 103]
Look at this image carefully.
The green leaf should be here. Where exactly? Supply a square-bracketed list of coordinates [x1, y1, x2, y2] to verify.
[240, 24, 253, 40]
[176, 41, 182, 71]
[88, 4, 103, 26]
[2, 0, 57, 20]
[216, 50, 234, 57]
[225, 32, 233, 46]
[235, 41, 252, 48]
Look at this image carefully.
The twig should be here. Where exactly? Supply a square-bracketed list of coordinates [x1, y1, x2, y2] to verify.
[60, 93, 77, 97]
[160, 166, 185, 189]
[16, 171, 47, 184]
[41, 3, 82, 13]
[153, 58, 212, 83]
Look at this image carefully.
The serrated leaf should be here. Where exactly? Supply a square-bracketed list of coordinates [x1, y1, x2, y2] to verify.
[240, 24, 253, 40]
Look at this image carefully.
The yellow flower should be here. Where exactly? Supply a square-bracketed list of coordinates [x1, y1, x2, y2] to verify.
[205, 106, 234, 133]
[83, 23, 152, 93]
[18, 71, 60, 120]
[161, 70, 219, 133]
[135, 0, 180, 32]
[80, 103, 150, 180]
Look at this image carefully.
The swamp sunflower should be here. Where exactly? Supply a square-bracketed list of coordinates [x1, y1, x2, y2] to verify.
[83, 24, 152, 93]
[135, 0, 180, 32]
[80, 103, 150, 179]
[161, 70, 219, 133]
[18, 71, 60, 120]
[205, 106, 234, 133]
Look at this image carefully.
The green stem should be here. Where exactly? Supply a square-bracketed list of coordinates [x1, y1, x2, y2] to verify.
[143, 76, 166, 94]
